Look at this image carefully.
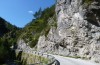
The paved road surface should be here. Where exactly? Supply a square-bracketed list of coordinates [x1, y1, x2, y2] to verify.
[16, 50, 100, 65]
[51, 55, 100, 65]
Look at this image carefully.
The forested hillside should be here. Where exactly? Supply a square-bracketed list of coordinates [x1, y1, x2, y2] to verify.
[0, 17, 19, 36]
[0, 17, 21, 64]
[20, 5, 55, 48]
[0, 5, 55, 64]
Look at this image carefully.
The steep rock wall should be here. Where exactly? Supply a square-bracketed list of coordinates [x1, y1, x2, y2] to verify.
[37, 0, 100, 63]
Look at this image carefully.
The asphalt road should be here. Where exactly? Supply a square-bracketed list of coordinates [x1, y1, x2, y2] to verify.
[52, 55, 100, 65]
[16, 49, 100, 65]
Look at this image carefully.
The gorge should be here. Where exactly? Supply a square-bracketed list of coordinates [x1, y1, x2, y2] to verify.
[1, 0, 100, 65]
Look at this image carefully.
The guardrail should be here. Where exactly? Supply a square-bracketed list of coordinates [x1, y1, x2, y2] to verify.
[16, 49, 58, 65]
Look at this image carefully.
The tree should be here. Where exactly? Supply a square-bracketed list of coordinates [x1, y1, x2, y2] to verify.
[33, 8, 42, 19]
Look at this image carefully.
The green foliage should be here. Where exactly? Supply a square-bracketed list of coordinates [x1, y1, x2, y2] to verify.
[83, 0, 93, 5]
[44, 26, 51, 37]
[0, 4, 56, 64]
[0, 38, 9, 63]
[0, 17, 21, 64]
[34, 8, 42, 19]
[0, 17, 19, 37]
[21, 5, 55, 48]
[51, 15, 57, 28]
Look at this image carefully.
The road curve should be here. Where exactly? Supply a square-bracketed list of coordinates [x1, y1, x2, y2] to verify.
[51, 55, 99, 65]
[16, 50, 100, 65]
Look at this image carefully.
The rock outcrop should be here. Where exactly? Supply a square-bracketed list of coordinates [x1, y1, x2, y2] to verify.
[37, 0, 100, 63]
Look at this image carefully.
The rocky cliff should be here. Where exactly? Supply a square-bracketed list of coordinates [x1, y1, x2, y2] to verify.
[37, 0, 100, 63]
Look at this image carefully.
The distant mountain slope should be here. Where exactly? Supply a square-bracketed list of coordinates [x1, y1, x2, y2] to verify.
[0, 17, 21, 64]
[0, 17, 18, 37]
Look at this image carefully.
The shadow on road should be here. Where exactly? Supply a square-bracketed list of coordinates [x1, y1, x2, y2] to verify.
[56, 60, 60, 65]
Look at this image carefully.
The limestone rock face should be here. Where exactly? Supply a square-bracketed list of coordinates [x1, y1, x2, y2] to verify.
[37, 0, 100, 63]
[17, 39, 34, 52]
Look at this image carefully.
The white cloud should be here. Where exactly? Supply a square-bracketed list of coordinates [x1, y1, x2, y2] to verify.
[28, 11, 33, 14]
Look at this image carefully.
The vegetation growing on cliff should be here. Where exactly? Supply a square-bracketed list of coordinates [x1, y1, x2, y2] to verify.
[16, 52, 50, 65]
[83, 0, 93, 5]
[0, 4, 56, 64]
[20, 5, 56, 48]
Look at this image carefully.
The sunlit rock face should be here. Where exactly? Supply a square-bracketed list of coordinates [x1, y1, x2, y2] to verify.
[37, 0, 100, 63]
[17, 39, 34, 52]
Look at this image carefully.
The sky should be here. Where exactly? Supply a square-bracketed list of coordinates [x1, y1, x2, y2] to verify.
[0, 0, 55, 27]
